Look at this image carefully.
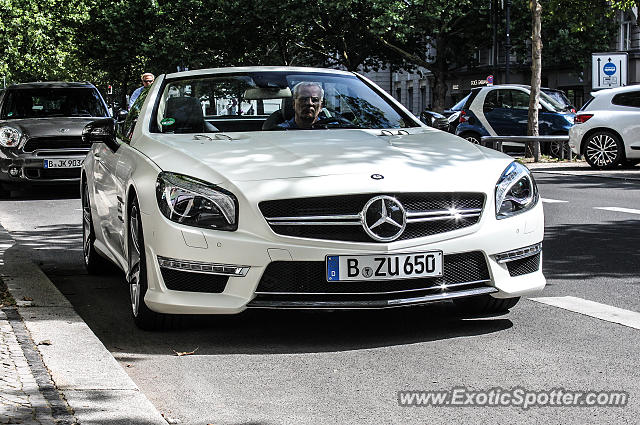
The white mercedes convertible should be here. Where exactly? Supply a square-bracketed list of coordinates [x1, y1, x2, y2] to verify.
[81, 67, 545, 329]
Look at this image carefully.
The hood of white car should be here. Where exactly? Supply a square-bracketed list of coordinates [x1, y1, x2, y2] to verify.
[138, 128, 510, 186]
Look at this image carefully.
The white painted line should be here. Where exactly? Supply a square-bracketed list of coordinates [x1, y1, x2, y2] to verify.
[541, 198, 568, 203]
[530, 296, 640, 330]
[594, 207, 640, 215]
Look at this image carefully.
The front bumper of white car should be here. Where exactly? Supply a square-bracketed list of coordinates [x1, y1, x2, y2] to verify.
[140, 197, 545, 315]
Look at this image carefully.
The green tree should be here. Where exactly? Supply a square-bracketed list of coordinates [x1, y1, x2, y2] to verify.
[373, 0, 493, 111]
[509, 0, 618, 77]
[75, 0, 160, 107]
[0, 0, 91, 84]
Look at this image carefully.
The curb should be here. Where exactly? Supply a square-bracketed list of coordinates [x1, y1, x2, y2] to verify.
[0, 226, 167, 424]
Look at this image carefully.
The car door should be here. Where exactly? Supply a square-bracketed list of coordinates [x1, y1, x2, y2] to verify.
[92, 135, 122, 256]
[611, 90, 640, 150]
[92, 92, 146, 260]
[483, 89, 529, 135]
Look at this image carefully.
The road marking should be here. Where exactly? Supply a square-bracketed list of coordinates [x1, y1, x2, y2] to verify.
[529, 296, 640, 330]
[541, 198, 568, 203]
[594, 207, 640, 215]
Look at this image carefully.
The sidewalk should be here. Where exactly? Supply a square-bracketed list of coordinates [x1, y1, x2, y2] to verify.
[0, 226, 167, 424]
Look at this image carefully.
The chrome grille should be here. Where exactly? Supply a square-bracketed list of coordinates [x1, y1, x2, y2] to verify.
[260, 193, 485, 242]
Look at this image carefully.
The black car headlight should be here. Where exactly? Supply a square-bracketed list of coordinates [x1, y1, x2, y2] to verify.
[495, 161, 538, 219]
[156, 172, 238, 231]
[0, 126, 21, 148]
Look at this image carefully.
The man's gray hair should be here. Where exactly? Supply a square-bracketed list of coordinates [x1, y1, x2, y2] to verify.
[292, 81, 324, 100]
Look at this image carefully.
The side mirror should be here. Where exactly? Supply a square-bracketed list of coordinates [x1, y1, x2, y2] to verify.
[83, 118, 117, 148]
[117, 109, 128, 122]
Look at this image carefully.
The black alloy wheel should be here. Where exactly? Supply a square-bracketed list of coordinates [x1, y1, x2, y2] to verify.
[128, 197, 169, 330]
[584, 130, 624, 169]
[462, 133, 481, 144]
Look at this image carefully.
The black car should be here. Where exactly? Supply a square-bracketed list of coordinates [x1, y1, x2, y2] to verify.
[419, 109, 449, 131]
[0, 82, 109, 197]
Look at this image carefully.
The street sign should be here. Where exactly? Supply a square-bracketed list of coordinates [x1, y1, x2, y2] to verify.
[487, 75, 494, 86]
[592, 52, 628, 90]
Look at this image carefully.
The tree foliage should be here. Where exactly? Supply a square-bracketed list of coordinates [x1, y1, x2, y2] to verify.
[1, 0, 637, 110]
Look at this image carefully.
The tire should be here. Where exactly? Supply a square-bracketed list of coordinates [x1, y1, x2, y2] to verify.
[82, 180, 110, 274]
[548, 140, 572, 159]
[461, 132, 481, 145]
[583, 130, 624, 169]
[128, 197, 171, 330]
[453, 294, 520, 315]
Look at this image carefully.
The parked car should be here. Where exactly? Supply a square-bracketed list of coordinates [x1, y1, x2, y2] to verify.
[455, 85, 575, 157]
[81, 66, 545, 330]
[541, 88, 576, 113]
[0, 82, 109, 197]
[442, 94, 471, 134]
[419, 109, 449, 131]
[569, 85, 640, 169]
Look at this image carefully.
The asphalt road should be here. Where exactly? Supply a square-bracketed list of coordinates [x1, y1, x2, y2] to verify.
[0, 170, 639, 424]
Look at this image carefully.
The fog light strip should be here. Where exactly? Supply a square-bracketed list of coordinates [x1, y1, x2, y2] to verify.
[157, 256, 249, 276]
[494, 243, 542, 264]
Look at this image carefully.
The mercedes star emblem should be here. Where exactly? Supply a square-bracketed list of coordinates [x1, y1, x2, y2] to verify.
[361, 195, 406, 242]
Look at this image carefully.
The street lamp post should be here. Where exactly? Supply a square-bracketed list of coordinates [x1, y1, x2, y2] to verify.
[505, 0, 511, 83]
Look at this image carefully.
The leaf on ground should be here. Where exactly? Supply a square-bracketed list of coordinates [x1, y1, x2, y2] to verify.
[37, 340, 52, 346]
[22, 296, 33, 301]
[172, 347, 199, 356]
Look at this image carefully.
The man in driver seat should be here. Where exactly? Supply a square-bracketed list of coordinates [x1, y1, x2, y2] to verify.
[278, 82, 324, 129]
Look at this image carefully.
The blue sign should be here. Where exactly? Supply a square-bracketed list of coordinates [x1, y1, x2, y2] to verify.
[603, 62, 617, 76]
[487, 75, 494, 84]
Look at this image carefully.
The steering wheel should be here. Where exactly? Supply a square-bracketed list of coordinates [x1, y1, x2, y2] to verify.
[311, 116, 356, 129]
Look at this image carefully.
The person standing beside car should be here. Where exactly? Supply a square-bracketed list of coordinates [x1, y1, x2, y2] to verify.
[128, 73, 154, 109]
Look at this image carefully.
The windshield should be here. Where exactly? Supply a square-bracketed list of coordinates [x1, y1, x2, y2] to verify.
[0, 88, 108, 119]
[539, 91, 566, 112]
[153, 71, 418, 133]
[449, 94, 470, 111]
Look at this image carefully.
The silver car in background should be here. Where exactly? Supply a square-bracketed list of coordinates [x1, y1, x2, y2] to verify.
[0, 82, 109, 197]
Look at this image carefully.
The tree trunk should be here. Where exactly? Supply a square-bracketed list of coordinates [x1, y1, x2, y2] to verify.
[526, 0, 542, 161]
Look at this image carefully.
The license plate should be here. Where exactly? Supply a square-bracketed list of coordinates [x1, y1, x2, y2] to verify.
[326, 251, 443, 282]
[43, 158, 84, 168]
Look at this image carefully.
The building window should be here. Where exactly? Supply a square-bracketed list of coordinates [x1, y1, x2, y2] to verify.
[396, 88, 402, 102]
[621, 21, 631, 50]
[420, 87, 426, 111]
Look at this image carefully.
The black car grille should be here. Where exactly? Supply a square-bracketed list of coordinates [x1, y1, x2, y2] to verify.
[160, 267, 229, 293]
[506, 253, 541, 277]
[22, 136, 90, 152]
[24, 167, 81, 180]
[255, 251, 489, 294]
[249, 251, 492, 307]
[259, 193, 485, 242]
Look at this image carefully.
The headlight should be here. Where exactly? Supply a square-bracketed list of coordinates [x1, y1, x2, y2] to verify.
[495, 161, 538, 219]
[156, 172, 238, 231]
[0, 126, 21, 148]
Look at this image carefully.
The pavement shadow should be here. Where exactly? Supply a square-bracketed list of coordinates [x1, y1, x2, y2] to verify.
[1, 184, 79, 201]
[534, 172, 640, 190]
[543, 219, 640, 280]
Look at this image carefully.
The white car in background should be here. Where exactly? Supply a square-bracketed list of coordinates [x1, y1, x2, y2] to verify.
[81, 66, 545, 330]
[569, 85, 640, 169]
